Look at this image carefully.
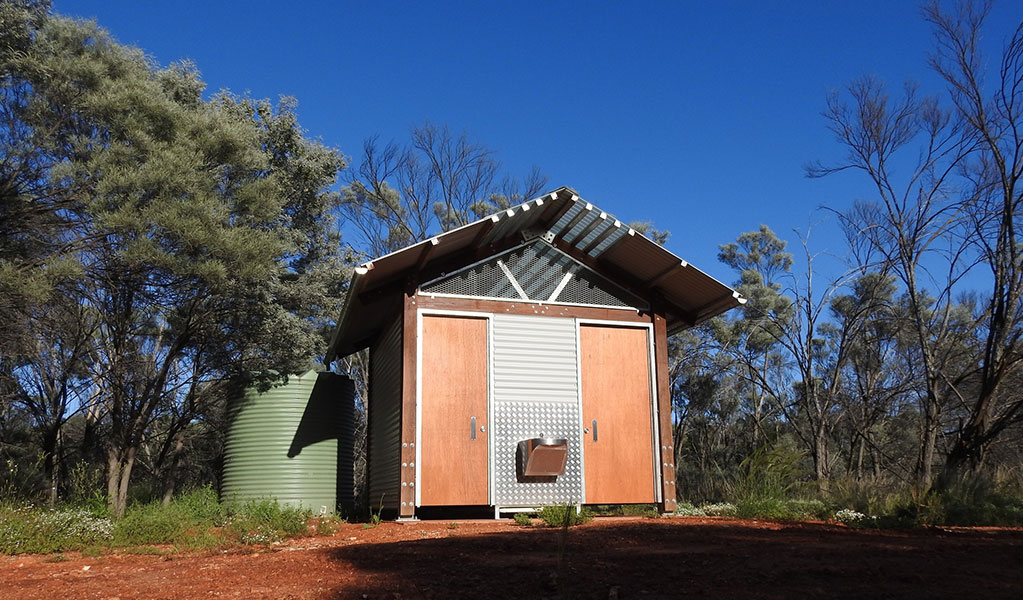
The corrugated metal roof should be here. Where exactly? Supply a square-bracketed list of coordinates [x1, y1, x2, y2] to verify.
[326, 186, 744, 360]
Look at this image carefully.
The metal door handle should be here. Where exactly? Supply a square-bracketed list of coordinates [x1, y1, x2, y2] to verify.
[592, 419, 598, 442]
[471, 416, 477, 440]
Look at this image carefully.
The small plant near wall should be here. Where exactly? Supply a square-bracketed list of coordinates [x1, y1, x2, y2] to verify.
[512, 512, 533, 526]
[537, 503, 592, 527]
[834, 508, 878, 527]
[362, 495, 385, 529]
[700, 502, 738, 517]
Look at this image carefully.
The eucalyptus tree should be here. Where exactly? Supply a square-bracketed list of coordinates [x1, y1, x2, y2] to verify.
[341, 122, 547, 257]
[810, 0, 1023, 488]
[1, 10, 347, 514]
[827, 272, 911, 479]
[925, 0, 1023, 482]
[715, 226, 794, 451]
[772, 231, 867, 490]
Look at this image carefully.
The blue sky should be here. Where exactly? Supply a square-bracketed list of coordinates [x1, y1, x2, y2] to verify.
[58, 1, 1023, 288]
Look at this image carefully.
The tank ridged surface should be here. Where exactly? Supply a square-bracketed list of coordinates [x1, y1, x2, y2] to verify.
[223, 370, 352, 512]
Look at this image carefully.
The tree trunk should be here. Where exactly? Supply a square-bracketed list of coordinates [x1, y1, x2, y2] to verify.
[916, 391, 940, 491]
[42, 427, 60, 507]
[106, 446, 136, 518]
[813, 427, 830, 493]
[855, 433, 866, 481]
[939, 431, 987, 491]
[161, 432, 185, 505]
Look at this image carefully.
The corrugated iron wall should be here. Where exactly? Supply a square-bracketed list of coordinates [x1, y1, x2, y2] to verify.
[367, 315, 403, 513]
[491, 314, 583, 506]
[336, 375, 357, 514]
[222, 370, 355, 513]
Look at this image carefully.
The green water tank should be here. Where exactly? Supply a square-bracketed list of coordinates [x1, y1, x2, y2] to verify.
[222, 370, 355, 513]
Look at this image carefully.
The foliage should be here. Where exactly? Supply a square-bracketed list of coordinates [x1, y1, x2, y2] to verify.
[808, 0, 1023, 488]
[673, 502, 706, 517]
[341, 122, 547, 257]
[112, 503, 193, 546]
[920, 475, 1023, 527]
[590, 504, 661, 518]
[0, 505, 114, 554]
[729, 442, 804, 503]
[699, 502, 738, 517]
[537, 503, 592, 527]
[0, 486, 325, 555]
[834, 508, 875, 526]
[0, 5, 348, 517]
[112, 486, 228, 545]
[226, 498, 309, 545]
[619, 504, 661, 518]
[783, 499, 829, 519]
[512, 512, 533, 526]
[314, 515, 344, 536]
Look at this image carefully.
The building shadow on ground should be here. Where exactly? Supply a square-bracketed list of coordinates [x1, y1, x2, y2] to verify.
[321, 519, 1023, 599]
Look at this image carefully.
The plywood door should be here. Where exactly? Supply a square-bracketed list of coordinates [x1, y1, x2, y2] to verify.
[580, 324, 656, 504]
[419, 315, 489, 506]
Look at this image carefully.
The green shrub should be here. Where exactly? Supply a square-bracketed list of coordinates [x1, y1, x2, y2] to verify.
[175, 486, 228, 525]
[620, 504, 660, 518]
[699, 502, 737, 517]
[227, 498, 310, 544]
[826, 476, 909, 517]
[836, 475, 1023, 528]
[66, 461, 105, 510]
[0, 505, 114, 554]
[512, 512, 533, 526]
[112, 487, 232, 546]
[0, 492, 321, 555]
[673, 502, 706, 517]
[180, 530, 223, 552]
[113, 502, 192, 545]
[730, 443, 804, 503]
[537, 503, 592, 527]
[932, 477, 1023, 527]
[315, 515, 344, 536]
[730, 497, 831, 520]
[784, 499, 830, 519]
[735, 497, 790, 519]
[834, 508, 877, 527]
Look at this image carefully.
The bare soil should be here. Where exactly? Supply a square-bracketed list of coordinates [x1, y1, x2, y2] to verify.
[3, 516, 1022, 599]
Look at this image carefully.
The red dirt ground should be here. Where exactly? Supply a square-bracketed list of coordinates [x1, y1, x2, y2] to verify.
[3, 516, 1022, 599]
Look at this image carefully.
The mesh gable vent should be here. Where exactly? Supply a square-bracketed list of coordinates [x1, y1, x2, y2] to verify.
[420, 254, 519, 299]
[421, 241, 646, 309]
[556, 269, 638, 308]
[501, 243, 576, 301]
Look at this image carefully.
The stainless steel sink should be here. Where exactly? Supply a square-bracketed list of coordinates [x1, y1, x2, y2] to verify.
[518, 437, 569, 477]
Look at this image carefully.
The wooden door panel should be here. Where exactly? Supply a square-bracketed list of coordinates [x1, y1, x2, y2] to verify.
[420, 315, 489, 506]
[580, 325, 656, 504]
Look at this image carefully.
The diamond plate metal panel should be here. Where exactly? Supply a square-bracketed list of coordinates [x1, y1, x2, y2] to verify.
[491, 313, 583, 506]
[493, 401, 582, 505]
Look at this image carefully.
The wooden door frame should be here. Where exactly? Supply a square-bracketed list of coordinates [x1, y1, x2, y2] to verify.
[415, 308, 494, 507]
[575, 319, 662, 504]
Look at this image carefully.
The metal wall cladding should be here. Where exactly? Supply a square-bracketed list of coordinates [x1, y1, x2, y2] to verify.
[336, 376, 358, 514]
[223, 371, 354, 513]
[367, 315, 403, 512]
[491, 314, 583, 505]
